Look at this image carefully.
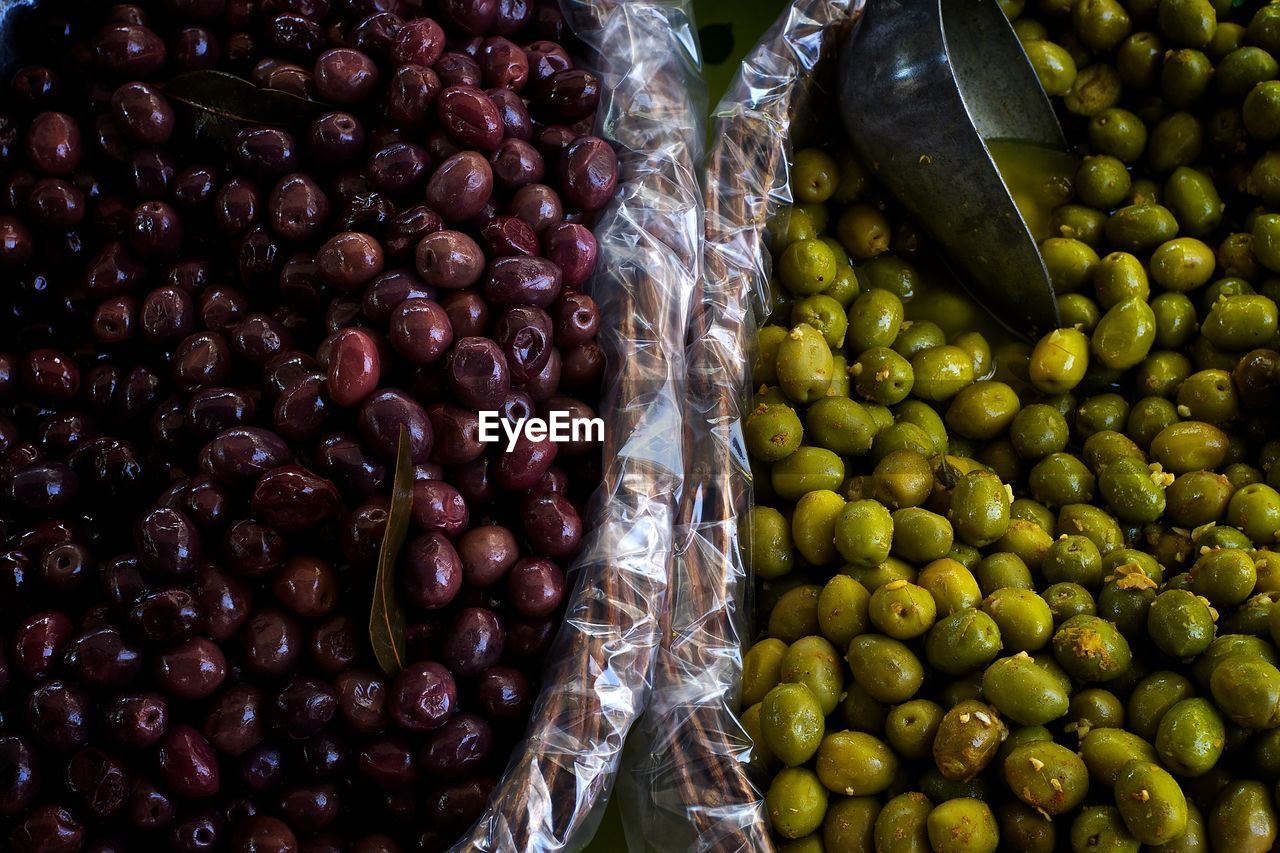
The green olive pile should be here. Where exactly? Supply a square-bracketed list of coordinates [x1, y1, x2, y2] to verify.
[741, 0, 1280, 850]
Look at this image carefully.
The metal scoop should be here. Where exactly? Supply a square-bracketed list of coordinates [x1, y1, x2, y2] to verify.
[838, 0, 1068, 337]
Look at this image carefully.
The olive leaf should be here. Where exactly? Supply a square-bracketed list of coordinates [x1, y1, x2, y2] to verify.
[369, 426, 414, 677]
[162, 70, 328, 145]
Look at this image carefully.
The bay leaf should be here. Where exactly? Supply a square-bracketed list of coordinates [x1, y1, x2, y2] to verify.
[369, 426, 413, 677]
[163, 70, 327, 144]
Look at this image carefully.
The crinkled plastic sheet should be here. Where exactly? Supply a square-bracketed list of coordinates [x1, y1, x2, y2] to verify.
[620, 2, 862, 851]
[454, 1, 705, 850]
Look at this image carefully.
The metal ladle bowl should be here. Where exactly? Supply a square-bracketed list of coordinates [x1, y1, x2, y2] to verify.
[839, 0, 1069, 338]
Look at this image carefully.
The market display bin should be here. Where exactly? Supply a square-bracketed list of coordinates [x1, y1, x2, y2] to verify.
[0, 0, 704, 850]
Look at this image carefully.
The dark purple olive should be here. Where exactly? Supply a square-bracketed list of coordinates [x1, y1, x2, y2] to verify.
[385, 205, 443, 260]
[561, 340, 606, 390]
[496, 434, 558, 491]
[361, 268, 432, 323]
[186, 387, 257, 438]
[490, 140, 545, 193]
[103, 691, 168, 749]
[401, 531, 462, 610]
[127, 588, 198, 646]
[493, 305, 554, 384]
[415, 229, 484, 290]
[506, 556, 566, 618]
[232, 815, 298, 853]
[307, 111, 364, 168]
[426, 403, 483, 465]
[28, 177, 86, 228]
[269, 173, 330, 242]
[26, 679, 91, 750]
[314, 48, 379, 105]
[273, 556, 339, 618]
[0, 735, 40, 815]
[9, 803, 84, 853]
[457, 524, 519, 588]
[65, 747, 129, 819]
[449, 456, 497, 505]
[425, 777, 493, 833]
[63, 627, 143, 688]
[446, 336, 511, 410]
[391, 17, 444, 66]
[389, 661, 456, 732]
[26, 111, 82, 175]
[358, 389, 433, 464]
[158, 724, 220, 799]
[234, 127, 299, 180]
[325, 327, 381, 407]
[297, 603, 353, 673]
[475, 665, 532, 721]
[522, 490, 584, 558]
[506, 183, 563, 234]
[441, 608, 504, 676]
[264, 350, 320, 398]
[134, 506, 201, 577]
[278, 782, 339, 832]
[436, 85, 503, 151]
[9, 459, 79, 512]
[273, 676, 336, 739]
[241, 607, 302, 678]
[558, 135, 618, 211]
[204, 684, 265, 757]
[541, 69, 601, 124]
[316, 230, 384, 292]
[36, 540, 91, 594]
[552, 291, 601, 347]
[335, 669, 388, 734]
[239, 742, 285, 793]
[12, 610, 73, 679]
[250, 464, 341, 533]
[204, 427, 292, 486]
[199, 286, 249, 332]
[128, 778, 175, 829]
[410, 479, 469, 537]
[154, 637, 227, 700]
[339, 501, 389, 568]
[168, 807, 224, 852]
[215, 177, 261, 236]
[298, 728, 349, 781]
[483, 255, 563, 309]
[526, 40, 572, 93]
[419, 713, 492, 779]
[479, 215, 538, 260]
[94, 23, 167, 77]
[312, 432, 385, 498]
[356, 735, 417, 789]
[426, 151, 493, 223]
[173, 332, 233, 389]
[385, 64, 441, 130]
[223, 519, 287, 579]
[545, 223, 599, 288]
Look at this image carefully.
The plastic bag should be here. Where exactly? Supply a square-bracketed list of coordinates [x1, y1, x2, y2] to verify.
[453, 1, 706, 849]
[619, 2, 862, 850]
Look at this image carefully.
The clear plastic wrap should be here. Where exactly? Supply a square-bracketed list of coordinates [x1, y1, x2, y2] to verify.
[453, 1, 706, 850]
[620, 2, 861, 850]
